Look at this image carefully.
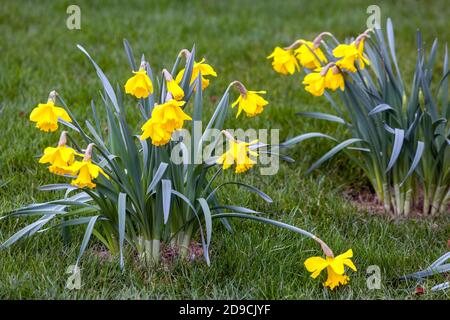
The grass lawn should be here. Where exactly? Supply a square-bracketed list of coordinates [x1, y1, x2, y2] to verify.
[0, 0, 449, 299]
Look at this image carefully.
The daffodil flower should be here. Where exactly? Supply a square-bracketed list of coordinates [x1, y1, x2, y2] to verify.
[30, 91, 72, 132]
[216, 135, 258, 174]
[39, 131, 81, 175]
[304, 249, 357, 290]
[303, 64, 345, 96]
[231, 82, 269, 118]
[294, 40, 327, 69]
[69, 144, 109, 189]
[303, 71, 326, 96]
[125, 63, 154, 98]
[324, 66, 345, 91]
[333, 39, 370, 73]
[140, 99, 192, 146]
[175, 58, 217, 90]
[267, 47, 300, 75]
[163, 69, 184, 101]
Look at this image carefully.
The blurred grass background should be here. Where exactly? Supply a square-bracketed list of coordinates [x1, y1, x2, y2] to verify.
[0, 0, 449, 299]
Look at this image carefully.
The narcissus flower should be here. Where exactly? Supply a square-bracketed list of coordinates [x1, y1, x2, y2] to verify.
[69, 144, 108, 189]
[232, 90, 268, 118]
[303, 64, 345, 96]
[303, 71, 326, 97]
[175, 58, 217, 90]
[167, 79, 185, 101]
[216, 137, 258, 174]
[125, 64, 154, 98]
[294, 40, 327, 69]
[30, 91, 72, 132]
[304, 249, 357, 290]
[333, 39, 370, 72]
[140, 99, 192, 146]
[324, 66, 345, 91]
[39, 131, 80, 175]
[267, 47, 300, 75]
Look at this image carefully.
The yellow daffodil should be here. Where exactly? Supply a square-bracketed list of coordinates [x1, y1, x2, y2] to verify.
[39, 132, 82, 175]
[267, 47, 300, 75]
[294, 40, 327, 69]
[232, 90, 268, 118]
[303, 65, 345, 96]
[324, 66, 345, 92]
[70, 159, 108, 189]
[140, 99, 192, 146]
[140, 120, 172, 146]
[175, 58, 217, 90]
[167, 79, 185, 101]
[303, 71, 326, 97]
[333, 40, 370, 72]
[125, 67, 154, 98]
[68, 143, 109, 189]
[304, 249, 357, 290]
[216, 138, 258, 174]
[30, 92, 72, 132]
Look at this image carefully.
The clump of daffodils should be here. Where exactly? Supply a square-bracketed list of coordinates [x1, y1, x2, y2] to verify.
[268, 31, 371, 97]
[4, 41, 352, 287]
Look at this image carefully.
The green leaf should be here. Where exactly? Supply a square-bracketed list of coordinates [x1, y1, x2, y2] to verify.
[75, 215, 99, 266]
[386, 128, 404, 173]
[207, 181, 272, 203]
[118, 193, 126, 269]
[281, 133, 337, 148]
[197, 198, 212, 246]
[162, 179, 172, 224]
[306, 138, 364, 174]
[297, 112, 347, 124]
[147, 162, 168, 194]
[400, 141, 424, 186]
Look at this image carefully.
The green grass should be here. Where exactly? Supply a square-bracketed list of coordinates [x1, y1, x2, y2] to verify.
[0, 0, 449, 299]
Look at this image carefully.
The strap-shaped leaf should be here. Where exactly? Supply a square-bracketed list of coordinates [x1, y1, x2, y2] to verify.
[75, 215, 99, 266]
[118, 193, 126, 269]
[1, 214, 56, 248]
[306, 138, 364, 174]
[162, 179, 172, 224]
[212, 205, 260, 214]
[297, 112, 346, 124]
[77, 45, 120, 113]
[147, 162, 168, 194]
[386, 128, 404, 173]
[281, 132, 337, 148]
[197, 198, 212, 247]
[123, 39, 137, 71]
[368, 104, 394, 116]
[400, 141, 424, 186]
[207, 181, 272, 203]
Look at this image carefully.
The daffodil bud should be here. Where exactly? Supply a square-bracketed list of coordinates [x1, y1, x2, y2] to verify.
[57, 131, 68, 147]
[48, 90, 57, 104]
[83, 143, 95, 161]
